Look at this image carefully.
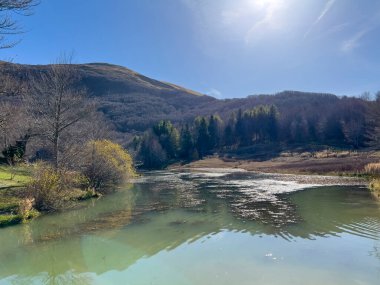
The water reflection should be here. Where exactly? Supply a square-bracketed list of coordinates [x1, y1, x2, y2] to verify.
[0, 169, 379, 284]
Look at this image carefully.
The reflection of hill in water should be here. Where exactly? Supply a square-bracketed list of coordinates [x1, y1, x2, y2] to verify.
[0, 170, 379, 281]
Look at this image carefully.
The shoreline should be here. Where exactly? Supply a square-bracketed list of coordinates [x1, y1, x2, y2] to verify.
[170, 155, 374, 186]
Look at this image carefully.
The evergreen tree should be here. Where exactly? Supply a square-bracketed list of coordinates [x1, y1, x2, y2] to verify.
[224, 113, 236, 147]
[139, 133, 167, 169]
[179, 124, 194, 160]
[195, 117, 211, 158]
[208, 114, 222, 150]
[153, 120, 179, 159]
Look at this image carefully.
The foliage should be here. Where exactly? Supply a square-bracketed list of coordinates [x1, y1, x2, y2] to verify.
[195, 116, 211, 158]
[139, 132, 168, 169]
[369, 179, 380, 199]
[153, 120, 179, 159]
[179, 124, 196, 160]
[81, 140, 135, 191]
[26, 163, 80, 211]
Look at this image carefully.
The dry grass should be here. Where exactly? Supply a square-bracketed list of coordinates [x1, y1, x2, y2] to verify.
[363, 163, 380, 176]
[313, 150, 357, 159]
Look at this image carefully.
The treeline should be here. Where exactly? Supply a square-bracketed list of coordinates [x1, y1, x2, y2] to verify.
[137, 105, 280, 168]
[137, 97, 380, 169]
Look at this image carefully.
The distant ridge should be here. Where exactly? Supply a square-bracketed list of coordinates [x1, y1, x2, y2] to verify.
[0, 62, 362, 136]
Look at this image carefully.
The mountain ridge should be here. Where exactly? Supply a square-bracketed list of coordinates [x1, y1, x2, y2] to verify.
[0, 61, 363, 137]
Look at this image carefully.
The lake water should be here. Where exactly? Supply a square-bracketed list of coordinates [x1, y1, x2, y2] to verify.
[0, 169, 379, 285]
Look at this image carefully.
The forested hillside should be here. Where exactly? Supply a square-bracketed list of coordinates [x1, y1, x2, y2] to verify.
[1, 61, 379, 165]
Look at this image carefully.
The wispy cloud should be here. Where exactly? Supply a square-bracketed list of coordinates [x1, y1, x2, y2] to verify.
[207, 88, 222, 98]
[304, 0, 336, 38]
[244, 0, 285, 45]
[341, 28, 370, 52]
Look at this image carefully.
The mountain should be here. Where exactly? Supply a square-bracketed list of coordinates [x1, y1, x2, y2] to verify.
[0, 61, 365, 138]
[0, 61, 215, 133]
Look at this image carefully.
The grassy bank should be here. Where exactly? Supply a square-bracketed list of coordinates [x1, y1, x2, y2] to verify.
[0, 164, 99, 228]
[0, 164, 33, 227]
[0, 165, 31, 188]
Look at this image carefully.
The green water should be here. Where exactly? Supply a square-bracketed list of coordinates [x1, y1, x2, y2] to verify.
[0, 169, 379, 285]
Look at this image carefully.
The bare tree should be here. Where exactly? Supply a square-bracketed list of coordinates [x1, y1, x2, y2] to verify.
[26, 58, 94, 169]
[342, 119, 364, 148]
[0, 0, 38, 48]
[367, 99, 380, 148]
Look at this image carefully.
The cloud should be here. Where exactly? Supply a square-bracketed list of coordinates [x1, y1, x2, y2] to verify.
[244, 0, 286, 44]
[207, 88, 222, 98]
[341, 28, 370, 52]
[304, 0, 336, 38]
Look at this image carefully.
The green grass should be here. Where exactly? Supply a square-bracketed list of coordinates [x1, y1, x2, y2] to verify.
[0, 214, 22, 227]
[0, 209, 40, 228]
[0, 196, 20, 213]
[0, 164, 32, 188]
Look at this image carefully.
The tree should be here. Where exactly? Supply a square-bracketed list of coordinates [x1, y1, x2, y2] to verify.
[267, 105, 279, 142]
[208, 114, 223, 150]
[139, 132, 168, 169]
[0, 65, 29, 153]
[195, 117, 210, 158]
[81, 140, 135, 191]
[367, 99, 380, 148]
[153, 120, 179, 159]
[0, 0, 38, 48]
[25, 58, 94, 169]
[0, 102, 26, 150]
[342, 119, 365, 148]
[360, 91, 371, 101]
[179, 124, 194, 160]
[223, 113, 236, 147]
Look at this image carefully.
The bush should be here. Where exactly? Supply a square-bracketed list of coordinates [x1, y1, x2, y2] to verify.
[26, 164, 81, 211]
[81, 140, 135, 191]
[369, 179, 380, 199]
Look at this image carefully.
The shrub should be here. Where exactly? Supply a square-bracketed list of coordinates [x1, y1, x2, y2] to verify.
[17, 198, 35, 219]
[81, 140, 135, 191]
[363, 163, 380, 176]
[26, 164, 81, 211]
[369, 179, 380, 199]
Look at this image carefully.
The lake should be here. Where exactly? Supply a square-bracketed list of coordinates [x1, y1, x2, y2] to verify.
[0, 169, 379, 285]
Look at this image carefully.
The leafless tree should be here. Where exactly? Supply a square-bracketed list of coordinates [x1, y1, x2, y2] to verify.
[0, 64, 29, 168]
[367, 99, 380, 148]
[0, 0, 39, 48]
[25, 58, 94, 169]
[342, 119, 364, 148]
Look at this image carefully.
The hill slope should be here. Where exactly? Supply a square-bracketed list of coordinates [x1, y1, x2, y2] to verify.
[0, 61, 215, 132]
[0, 62, 365, 137]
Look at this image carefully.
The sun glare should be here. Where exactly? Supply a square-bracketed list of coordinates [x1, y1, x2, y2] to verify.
[249, 0, 284, 9]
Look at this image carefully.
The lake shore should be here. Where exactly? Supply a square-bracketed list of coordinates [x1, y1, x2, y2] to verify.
[170, 151, 380, 186]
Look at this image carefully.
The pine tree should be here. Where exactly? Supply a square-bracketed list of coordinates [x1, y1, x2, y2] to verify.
[179, 124, 194, 160]
[195, 117, 211, 158]
[208, 115, 222, 150]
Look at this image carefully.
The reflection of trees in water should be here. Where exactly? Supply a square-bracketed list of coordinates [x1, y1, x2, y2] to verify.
[10, 271, 93, 285]
[1, 171, 380, 281]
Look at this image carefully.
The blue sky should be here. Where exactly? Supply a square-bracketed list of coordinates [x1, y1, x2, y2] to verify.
[1, 0, 380, 98]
